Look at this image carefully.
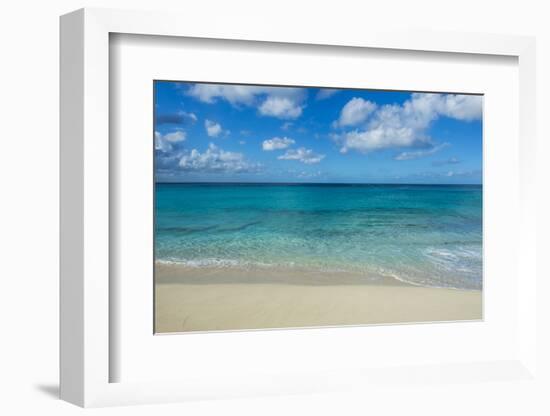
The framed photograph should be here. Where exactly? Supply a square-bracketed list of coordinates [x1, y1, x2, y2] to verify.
[153, 80, 483, 334]
[60, 8, 538, 407]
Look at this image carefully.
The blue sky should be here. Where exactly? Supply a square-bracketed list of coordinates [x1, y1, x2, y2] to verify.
[154, 81, 482, 184]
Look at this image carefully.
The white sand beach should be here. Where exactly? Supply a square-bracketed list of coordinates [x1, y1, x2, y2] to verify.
[155, 262, 482, 333]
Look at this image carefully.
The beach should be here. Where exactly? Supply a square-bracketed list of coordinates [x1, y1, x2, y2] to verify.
[154, 183, 483, 333]
[155, 262, 482, 333]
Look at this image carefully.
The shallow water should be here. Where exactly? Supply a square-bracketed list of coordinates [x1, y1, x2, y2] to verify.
[155, 183, 482, 290]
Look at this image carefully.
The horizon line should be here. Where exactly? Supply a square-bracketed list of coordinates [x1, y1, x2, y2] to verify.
[155, 181, 482, 186]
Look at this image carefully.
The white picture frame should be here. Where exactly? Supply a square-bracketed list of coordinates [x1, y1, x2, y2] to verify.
[60, 7, 538, 407]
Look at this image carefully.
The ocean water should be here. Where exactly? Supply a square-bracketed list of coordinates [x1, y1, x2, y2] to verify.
[155, 183, 482, 290]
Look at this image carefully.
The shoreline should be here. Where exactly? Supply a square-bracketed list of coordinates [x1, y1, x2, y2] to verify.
[155, 262, 482, 333]
[155, 261, 413, 286]
[155, 261, 481, 290]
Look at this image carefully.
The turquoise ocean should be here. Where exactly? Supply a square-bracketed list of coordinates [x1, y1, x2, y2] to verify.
[155, 183, 482, 290]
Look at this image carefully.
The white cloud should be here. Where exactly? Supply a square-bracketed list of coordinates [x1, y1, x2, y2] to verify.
[432, 157, 461, 166]
[333, 93, 482, 155]
[278, 147, 325, 164]
[336, 126, 425, 154]
[186, 84, 265, 106]
[297, 170, 322, 179]
[403, 169, 481, 181]
[316, 89, 338, 100]
[262, 137, 295, 151]
[259, 97, 303, 119]
[178, 143, 258, 173]
[333, 97, 377, 128]
[281, 122, 293, 131]
[155, 132, 170, 152]
[155, 130, 186, 153]
[394, 142, 450, 161]
[439, 94, 483, 121]
[204, 119, 223, 137]
[186, 83, 306, 119]
[163, 130, 186, 142]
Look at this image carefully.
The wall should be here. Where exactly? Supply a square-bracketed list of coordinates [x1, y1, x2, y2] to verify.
[0, 1, 548, 414]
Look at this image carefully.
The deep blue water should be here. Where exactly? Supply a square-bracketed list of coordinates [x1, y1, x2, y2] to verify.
[155, 183, 482, 290]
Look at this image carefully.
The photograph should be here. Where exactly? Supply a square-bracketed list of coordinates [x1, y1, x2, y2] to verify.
[154, 81, 483, 333]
